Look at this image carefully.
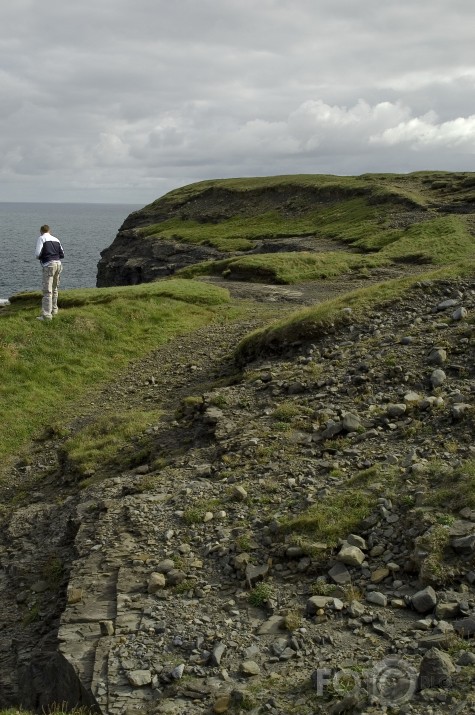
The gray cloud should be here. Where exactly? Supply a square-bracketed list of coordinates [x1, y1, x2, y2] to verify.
[1, 0, 474, 203]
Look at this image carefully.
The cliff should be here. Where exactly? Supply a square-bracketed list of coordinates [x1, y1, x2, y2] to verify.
[96, 172, 475, 288]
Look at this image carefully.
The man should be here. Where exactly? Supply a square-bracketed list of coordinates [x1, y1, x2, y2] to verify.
[35, 224, 65, 321]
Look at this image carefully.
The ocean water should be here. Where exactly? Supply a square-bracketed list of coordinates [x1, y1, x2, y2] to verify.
[0, 202, 142, 300]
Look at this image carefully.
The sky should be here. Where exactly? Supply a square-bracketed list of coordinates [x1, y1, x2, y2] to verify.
[1, 0, 475, 205]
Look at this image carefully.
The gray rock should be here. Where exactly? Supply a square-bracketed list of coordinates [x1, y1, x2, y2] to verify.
[457, 650, 475, 666]
[166, 569, 187, 585]
[245, 563, 269, 586]
[417, 633, 454, 650]
[452, 307, 467, 320]
[412, 586, 437, 614]
[127, 669, 152, 687]
[418, 648, 455, 690]
[427, 347, 447, 365]
[155, 559, 176, 573]
[320, 420, 343, 439]
[436, 299, 458, 311]
[341, 412, 361, 432]
[171, 663, 185, 679]
[451, 534, 475, 555]
[435, 602, 461, 619]
[430, 369, 446, 388]
[257, 615, 286, 634]
[348, 600, 365, 618]
[210, 642, 226, 666]
[452, 403, 471, 420]
[386, 403, 407, 418]
[306, 596, 333, 615]
[366, 591, 387, 607]
[337, 544, 365, 567]
[232, 485, 248, 501]
[147, 572, 166, 593]
[240, 660, 261, 676]
[328, 562, 351, 584]
[346, 534, 367, 550]
[404, 391, 422, 407]
[453, 616, 475, 638]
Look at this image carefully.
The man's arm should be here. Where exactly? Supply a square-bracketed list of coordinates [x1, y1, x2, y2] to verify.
[35, 236, 43, 260]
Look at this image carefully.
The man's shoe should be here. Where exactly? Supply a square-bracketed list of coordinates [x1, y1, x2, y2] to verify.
[36, 315, 52, 321]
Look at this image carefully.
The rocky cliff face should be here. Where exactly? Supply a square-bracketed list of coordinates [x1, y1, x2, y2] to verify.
[96, 230, 223, 287]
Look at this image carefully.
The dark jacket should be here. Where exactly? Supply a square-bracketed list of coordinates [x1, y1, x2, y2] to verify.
[35, 233, 65, 267]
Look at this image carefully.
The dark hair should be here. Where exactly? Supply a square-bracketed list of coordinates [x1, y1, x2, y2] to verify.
[40, 224, 50, 234]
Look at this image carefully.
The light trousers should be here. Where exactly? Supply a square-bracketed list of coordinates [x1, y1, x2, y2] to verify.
[41, 261, 62, 318]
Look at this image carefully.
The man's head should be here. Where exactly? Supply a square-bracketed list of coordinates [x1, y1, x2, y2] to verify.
[40, 225, 50, 234]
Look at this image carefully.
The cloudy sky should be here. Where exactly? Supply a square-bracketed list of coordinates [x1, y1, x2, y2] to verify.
[1, 0, 475, 204]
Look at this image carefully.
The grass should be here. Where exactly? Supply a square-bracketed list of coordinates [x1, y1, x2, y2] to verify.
[180, 250, 387, 284]
[59, 409, 161, 479]
[271, 401, 308, 422]
[416, 523, 452, 584]
[280, 489, 375, 547]
[182, 498, 222, 524]
[426, 458, 475, 511]
[382, 215, 474, 264]
[138, 197, 395, 253]
[178, 210, 474, 285]
[249, 582, 275, 606]
[0, 279, 231, 463]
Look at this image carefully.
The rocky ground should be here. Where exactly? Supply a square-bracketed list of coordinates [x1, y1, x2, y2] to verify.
[1, 270, 475, 715]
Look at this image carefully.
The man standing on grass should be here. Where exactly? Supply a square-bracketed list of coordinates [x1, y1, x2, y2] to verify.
[35, 224, 65, 321]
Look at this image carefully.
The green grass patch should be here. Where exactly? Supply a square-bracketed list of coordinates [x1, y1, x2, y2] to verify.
[271, 401, 305, 422]
[426, 458, 475, 511]
[137, 197, 395, 252]
[248, 582, 275, 606]
[180, 250, 387, 284]
[60, 409, 161, 479]
[182, 498, 222, 524]
[0, 280, 231, 462]
[177, 210, 474, 285]
[381, 215, 474, 264]
[139, 198, 401, 256]
[9, 277, 231, 308]
[280, 489, 375, 547]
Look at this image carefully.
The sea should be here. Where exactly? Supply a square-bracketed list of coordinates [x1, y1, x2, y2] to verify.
[0, 202, 142, 301]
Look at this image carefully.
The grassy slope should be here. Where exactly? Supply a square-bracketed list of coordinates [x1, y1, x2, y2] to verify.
[0, 279, 232, 460]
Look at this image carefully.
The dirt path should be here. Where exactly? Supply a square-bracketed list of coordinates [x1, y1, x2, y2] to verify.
[200, 262, 430, 306]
